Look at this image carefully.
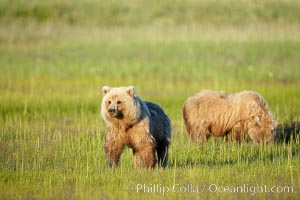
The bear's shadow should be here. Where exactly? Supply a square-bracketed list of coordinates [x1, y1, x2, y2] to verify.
[169, 159, 237, 168]
[275, 120, 300, 144]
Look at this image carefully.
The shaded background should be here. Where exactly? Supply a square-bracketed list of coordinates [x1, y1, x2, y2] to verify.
[1, 0, 300, 120]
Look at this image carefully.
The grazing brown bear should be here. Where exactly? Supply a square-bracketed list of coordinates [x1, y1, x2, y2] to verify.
[182, 90, 277, 143]
[101, 86, 171, 168]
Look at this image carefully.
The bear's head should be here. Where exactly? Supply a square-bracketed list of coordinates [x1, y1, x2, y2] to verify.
[248, 111, 277, 143]
[101, 86, 137, 122]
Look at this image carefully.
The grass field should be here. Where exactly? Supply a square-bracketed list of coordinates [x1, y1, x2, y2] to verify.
[1, 0, 300, 199]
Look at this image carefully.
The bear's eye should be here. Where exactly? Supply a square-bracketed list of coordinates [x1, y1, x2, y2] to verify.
[117, 101, 122, 104]
[108, 101, 111, 104]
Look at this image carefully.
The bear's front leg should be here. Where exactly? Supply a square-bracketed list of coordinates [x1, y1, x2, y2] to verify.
[230, 123, 246, 144]
[133, 145, 156, 168]
[105, 131, 124, 167]
[131, 131, 156, 168]
[190, 126, 210, 143]
[129, 122, 156, 168]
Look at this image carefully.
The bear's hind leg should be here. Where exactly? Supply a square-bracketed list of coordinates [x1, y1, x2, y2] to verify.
[157, 145, 169, 168]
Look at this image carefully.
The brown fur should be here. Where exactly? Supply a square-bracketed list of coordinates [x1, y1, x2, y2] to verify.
[101, 86, 171, 168]
[182, 90, 277, 143]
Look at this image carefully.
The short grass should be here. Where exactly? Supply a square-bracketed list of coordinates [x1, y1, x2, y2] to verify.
[0, 1, 300, 199]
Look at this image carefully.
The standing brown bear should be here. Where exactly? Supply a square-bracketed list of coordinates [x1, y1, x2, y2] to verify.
[183, 90, 277, 143]
[101, 86, 171, 168]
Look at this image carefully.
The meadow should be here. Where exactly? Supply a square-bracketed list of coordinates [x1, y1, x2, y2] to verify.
[0, 0, 300, 199]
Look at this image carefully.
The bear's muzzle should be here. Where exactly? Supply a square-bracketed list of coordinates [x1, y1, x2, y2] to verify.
[108, 107, 117, 117]
[108, 106, 123, 119]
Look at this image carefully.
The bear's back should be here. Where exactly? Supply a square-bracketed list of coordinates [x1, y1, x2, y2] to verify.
[145, 101, 171, 142]
[185, 90, 230, 114]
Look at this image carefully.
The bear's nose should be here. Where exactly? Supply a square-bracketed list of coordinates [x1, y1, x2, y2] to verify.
[108, 108, 116, 114]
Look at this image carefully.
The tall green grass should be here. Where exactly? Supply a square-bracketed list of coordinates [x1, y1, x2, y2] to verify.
[1, 0, 300, 199]
[1, 117, 299, 199]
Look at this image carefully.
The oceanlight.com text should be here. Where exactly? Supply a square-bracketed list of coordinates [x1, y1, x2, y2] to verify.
[126, 183, 294, 196]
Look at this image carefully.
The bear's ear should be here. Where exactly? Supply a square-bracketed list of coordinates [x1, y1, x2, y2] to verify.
[126, 86, 135, 96]
[102, 86, 111, 95]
